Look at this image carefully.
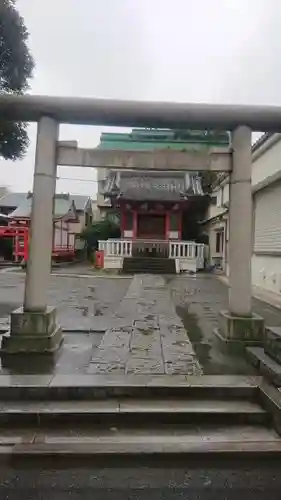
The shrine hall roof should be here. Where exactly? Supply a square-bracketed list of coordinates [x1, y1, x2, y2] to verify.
[103, 171, 204, 202]
[9, 193, 78, 220]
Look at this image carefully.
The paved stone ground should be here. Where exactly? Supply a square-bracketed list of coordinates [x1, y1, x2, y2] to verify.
[2, 464, 281, 499]
[168, 274, 281, 375]
[88, 275, 202, 376]
[0, 332, 104, 375]
[0, 271, 201, 376]
[1, 269, 281, 377]
[0, 270, 132, 375]
[0, 270, 131, 332]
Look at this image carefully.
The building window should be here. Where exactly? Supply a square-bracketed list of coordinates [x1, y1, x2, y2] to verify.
[216, 230, 224, 253]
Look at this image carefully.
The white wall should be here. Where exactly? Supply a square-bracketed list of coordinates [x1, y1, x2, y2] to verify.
[104, 256, 123, 270]
[68, 214, 84, 235]
[97, 167, 112, 209]
[254, 181, 281, 253]
[251, 137, 281, 295]
[208, 136, 281, 293]
[252, 254, 281, 294]
[252, 134, 281, 189]
[54, 224, 68, 247]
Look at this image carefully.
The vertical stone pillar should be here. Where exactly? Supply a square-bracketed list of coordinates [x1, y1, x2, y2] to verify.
[1, 116, 63, 354]
[229, 126, 252, 317]
[24, 116, 58, 312]
[217, 126, 264, 343]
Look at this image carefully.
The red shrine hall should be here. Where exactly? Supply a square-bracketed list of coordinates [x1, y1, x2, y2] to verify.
[104, 171, 203, 241]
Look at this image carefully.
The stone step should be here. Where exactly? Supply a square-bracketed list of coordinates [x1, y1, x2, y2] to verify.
[123, 270, 174, 274]
[0, 398, 268, 426]
[122, 257, 176, 274]
[0, 375, 261, 400]
[247, 347, 281, 386]
[265, 326, 281, 364]
[1, 424, 281, 462]
[265, 326, 281, 340]
[123, 263, 174, 272]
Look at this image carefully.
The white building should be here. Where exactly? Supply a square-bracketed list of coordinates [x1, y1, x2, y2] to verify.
[204, 133, 281, 296]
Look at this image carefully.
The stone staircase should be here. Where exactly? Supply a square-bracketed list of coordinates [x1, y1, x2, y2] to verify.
[1, 375, 281, 463]
[247, 326, 281, 386]
[122, 257, 176, 274]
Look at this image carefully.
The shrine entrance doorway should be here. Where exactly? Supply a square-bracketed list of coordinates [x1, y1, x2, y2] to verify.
[137, 214, 166, 239]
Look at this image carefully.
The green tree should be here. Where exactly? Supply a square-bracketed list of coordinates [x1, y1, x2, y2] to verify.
[80, 219, 121, 252]
[0, 0, 34, 160]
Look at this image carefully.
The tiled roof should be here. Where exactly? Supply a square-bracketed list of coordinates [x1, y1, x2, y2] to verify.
[104, 171, 203, 202]
[0, 192, 28, 208]
[71, 195, 92, 211]
[1, 192, 93, 218]
[9, 194, 77, 220]
[252, 133, 273, 152]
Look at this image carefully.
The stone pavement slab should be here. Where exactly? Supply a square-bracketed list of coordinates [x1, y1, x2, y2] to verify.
[0, 271, 131, 333]
[168, 274, 281, 376]
[88, 275, 202, 376]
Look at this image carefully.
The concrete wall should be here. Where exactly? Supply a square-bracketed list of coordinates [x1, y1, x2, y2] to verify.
[53, 222, 72, 247]
[206, 218, 227, 270]
[252, 134, 281, 189]
[175, 258, 197, 273]
[252, 254, 281, 294]
[91, 200, 100, 221]
[207, 136, 281, 295]
[104, 256, 123, 270]
[252, 180, 281, 294]
[250, 137, 281, 295]
[67, 213, 84, 235]
[97, 167, 112, 215]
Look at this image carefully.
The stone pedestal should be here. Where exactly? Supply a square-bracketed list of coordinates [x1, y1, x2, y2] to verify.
[0, 306, 63, 354]
[216, 310, 265, 345]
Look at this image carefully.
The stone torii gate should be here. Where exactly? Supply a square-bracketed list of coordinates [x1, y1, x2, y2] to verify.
[1, 94, 280, 353]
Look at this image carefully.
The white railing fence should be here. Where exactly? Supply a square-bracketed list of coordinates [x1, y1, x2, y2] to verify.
[169, 241, 205, 268]
[99, 239, 132, 257]
[98, 239, 206, 268]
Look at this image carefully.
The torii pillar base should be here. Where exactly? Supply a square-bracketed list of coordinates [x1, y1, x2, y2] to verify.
[216, 310, 265, 346]
[0, 306, 63, 354]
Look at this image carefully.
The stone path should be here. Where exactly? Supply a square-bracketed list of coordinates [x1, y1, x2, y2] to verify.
[0, 271, 131, 333]
[168, 274, 281, 375]
[88, 275, 202, 376]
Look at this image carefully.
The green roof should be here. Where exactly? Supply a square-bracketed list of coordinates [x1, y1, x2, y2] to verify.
[98, 129, 229, 151]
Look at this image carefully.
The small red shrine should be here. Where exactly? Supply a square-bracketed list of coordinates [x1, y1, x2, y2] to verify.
[104, 170, 203, 241]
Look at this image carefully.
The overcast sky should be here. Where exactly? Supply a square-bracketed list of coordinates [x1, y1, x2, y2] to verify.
[1, 0, 281, 197]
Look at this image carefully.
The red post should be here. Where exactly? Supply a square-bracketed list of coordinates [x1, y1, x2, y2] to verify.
[178, 212, 183, 240]
[133, 210, 138, 239]
[14, 233, 18, 261]
[23, 228, 29, 261]
[120, 210, 126, 238]
[165, 212, 170, 240]
[52, 222, 54, 252]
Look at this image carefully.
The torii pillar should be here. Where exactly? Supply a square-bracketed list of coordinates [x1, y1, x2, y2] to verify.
[218, 126, 265, 343]
[1, 116, 63, 353]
